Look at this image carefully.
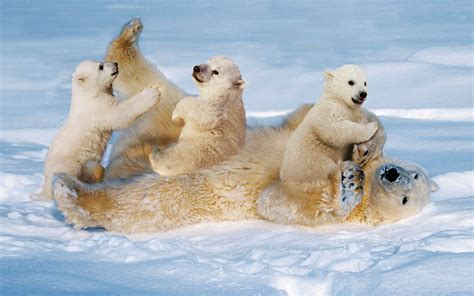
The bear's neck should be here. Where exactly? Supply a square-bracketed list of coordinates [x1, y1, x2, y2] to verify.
[202, 87, 243, 103]
[70, 84, 113, 113]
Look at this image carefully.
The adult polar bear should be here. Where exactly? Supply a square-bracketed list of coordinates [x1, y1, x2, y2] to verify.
[52, 19, 438, 233]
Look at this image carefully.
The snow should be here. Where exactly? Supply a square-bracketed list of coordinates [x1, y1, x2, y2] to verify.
[1, 1, 473, 295]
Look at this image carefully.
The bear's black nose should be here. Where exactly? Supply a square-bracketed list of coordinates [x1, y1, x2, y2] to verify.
[360, 92, 367, 99]
[193, 66, 200, 73]
[385, 167, 400, 182]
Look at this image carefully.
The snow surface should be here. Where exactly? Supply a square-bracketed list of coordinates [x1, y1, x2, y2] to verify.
[1, 1, 473, 295]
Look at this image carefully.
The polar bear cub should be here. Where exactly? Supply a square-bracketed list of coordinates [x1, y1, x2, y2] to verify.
[149, 56, 246, 176]
[36, 60, 160, 200]
[280, 64, 378, 192]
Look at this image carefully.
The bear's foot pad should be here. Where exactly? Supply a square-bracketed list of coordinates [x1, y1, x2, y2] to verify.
[339, 162, 364, 216]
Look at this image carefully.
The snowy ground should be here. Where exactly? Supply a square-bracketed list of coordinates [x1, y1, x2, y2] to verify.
[1, 1, 473, 295]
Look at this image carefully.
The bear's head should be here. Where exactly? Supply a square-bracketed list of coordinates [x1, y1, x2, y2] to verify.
[72, 60, 119, 93]
[324, 64, 368, 108]
[369, 160, 439, 224]
[191, 56, 245, 96]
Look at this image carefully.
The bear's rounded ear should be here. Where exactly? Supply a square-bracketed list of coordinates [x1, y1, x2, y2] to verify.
[234, 79, 246, 90]
[430, 179, 439, 192]
[75, 75, 87, 84]
[324, 70, 334, 82]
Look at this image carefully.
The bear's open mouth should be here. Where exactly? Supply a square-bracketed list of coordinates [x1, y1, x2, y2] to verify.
[352, 97, 364, 105]
[111, 70, 119, 76]
[192, 73, 203, 83]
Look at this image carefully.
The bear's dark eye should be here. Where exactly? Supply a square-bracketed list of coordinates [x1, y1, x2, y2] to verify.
[364, 82, 367, 86]
[348, 80, 355, 86]
[99, 64, 104, 70]
[402, 196, 409, 205]
[212, 70, 219, 75]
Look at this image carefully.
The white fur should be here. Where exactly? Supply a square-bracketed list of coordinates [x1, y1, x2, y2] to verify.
[281, 64, 378, 187]
[149, 56, 246, 176]
[35, 60, 160, 200]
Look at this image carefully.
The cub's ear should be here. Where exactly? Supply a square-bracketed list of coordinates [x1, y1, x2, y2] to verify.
[75, 75, 87, 84]
[324, 70, 334, 82]
[234, 79, 246, 90]
[430, 179, 439, 192]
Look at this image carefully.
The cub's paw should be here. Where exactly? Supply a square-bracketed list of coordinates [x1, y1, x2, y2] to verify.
[338, 161, 364, 217]
[140, 85, 161, 108]
[352, 139, 374, 167]
[120, 18, 143, 44]
[364, 121, 379, 140]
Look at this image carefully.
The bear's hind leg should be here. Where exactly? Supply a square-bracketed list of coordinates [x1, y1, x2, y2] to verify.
[52, 174, 99, 229]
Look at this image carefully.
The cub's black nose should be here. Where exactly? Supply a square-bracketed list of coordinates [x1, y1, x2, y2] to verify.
[385, 167, 400, 182]
[193, 66, 200, 73]
[360, 92, 367, 99]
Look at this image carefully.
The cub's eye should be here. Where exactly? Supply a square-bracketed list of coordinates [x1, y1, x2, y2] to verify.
[212, 70, 219, 75]
[99, 64, 104, 70]
[364, 82, 367, 86]
[413, 173, 419, 180]
[402, 196, 409, 205]
[348, 80, 355, 86]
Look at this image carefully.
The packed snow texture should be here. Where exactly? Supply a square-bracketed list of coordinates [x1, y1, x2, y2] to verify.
[1, 1, 473, 295]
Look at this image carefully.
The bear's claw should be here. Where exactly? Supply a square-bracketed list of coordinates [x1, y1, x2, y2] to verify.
[339, 162, 364, 217]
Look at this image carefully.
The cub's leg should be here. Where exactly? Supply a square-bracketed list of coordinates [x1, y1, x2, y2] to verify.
[149, 144, 201, 176]
[80, 160, 105, 183]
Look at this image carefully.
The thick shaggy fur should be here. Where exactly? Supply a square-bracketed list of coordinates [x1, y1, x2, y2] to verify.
[51, 19, 437, 233]
[104, 19, 185, 179]
[52, 105, 436, 233]
[149, 56, 246, 176]
[280, 65, 377, 192]
[36, 60, 160, 200]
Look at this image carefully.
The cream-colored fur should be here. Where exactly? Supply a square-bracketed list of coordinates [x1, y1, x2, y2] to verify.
[149, 56, 246, 176]
[280, 65, 377, 208]
[36, 60, 160, 200]
[52, 105, 437, 233]
[104, 18, 186, 179]
[51, 20, 437, 232]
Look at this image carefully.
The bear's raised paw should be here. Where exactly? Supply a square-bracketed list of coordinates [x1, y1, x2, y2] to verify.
[338, 161, 364, 217]
[120, 18, 143, 44]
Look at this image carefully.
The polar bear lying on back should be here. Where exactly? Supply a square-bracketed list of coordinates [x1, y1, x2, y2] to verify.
[280, 65, 378, 197]
[149, 56, 246, 176]
[36, 60, 160, 200]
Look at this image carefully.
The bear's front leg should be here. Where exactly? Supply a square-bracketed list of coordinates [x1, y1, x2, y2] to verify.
[105, 18, 156, 99]
[337, 161, 364, 218]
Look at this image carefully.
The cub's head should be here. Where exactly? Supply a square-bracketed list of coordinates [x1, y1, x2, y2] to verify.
[72, 60, 119, 93]
[324, 64, 368, 108]
[370, 160, 439, 224]
[191, 56, 245, 96]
